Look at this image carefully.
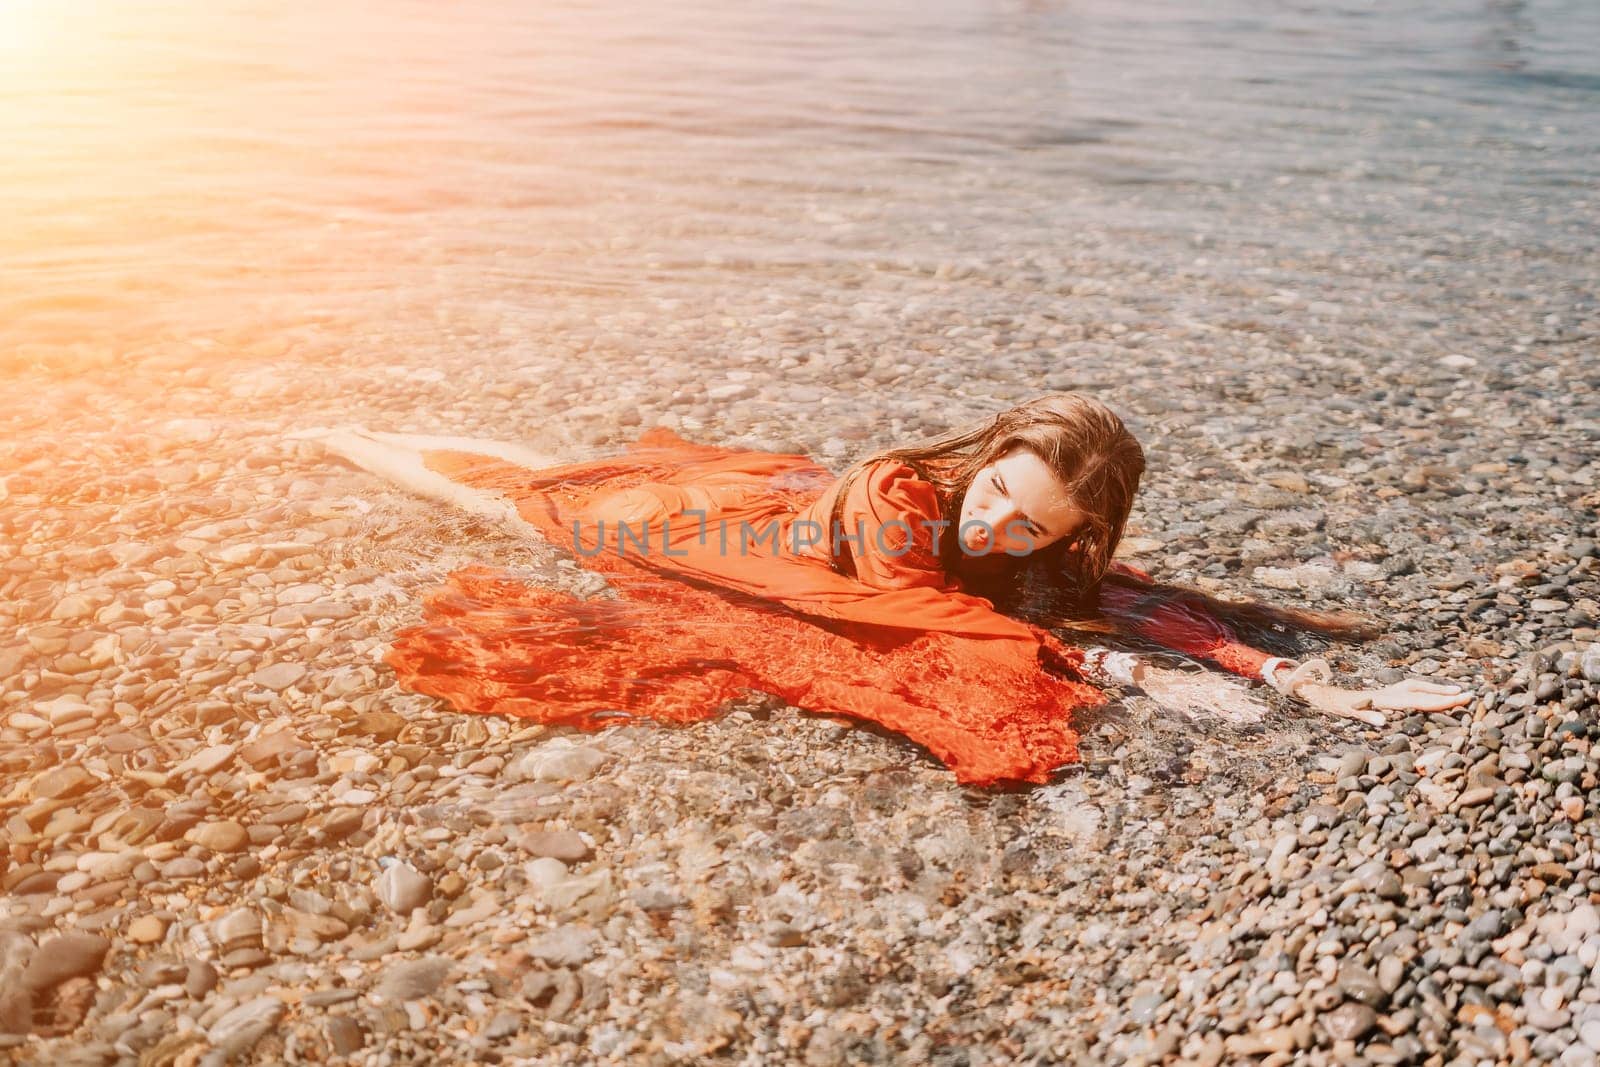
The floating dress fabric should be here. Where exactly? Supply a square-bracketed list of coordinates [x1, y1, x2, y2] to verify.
[378, 427, 1278, 786]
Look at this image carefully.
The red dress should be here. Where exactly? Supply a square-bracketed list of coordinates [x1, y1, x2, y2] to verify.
[385, 427, 1272, 786]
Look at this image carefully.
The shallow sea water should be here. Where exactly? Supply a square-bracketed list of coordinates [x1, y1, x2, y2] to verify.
[2, 0, 1594, 396]
[4, 10, 1600, 1062]
[2, 0, 1595, 751]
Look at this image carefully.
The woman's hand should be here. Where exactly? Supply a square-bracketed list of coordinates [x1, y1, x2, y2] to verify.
[1293, 678, 1472, 727]
[1263, 658, 1472, 726]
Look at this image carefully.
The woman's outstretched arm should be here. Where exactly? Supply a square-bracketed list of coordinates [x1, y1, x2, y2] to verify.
[1097, 577, 1279, 678]
[1074, 644, 1276, 724]
[1083, 565, 1472, 725]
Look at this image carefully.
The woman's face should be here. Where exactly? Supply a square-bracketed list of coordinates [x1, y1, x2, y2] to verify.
[956, 445, 1086, 559]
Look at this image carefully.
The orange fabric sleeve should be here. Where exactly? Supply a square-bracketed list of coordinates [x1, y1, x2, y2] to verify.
[1099, 562, 1274, 681]
[839, 460, 951, 592]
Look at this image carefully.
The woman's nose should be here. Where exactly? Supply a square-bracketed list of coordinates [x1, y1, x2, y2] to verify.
[979, 507, 1019, 543]
[972, 508, 1011, 547]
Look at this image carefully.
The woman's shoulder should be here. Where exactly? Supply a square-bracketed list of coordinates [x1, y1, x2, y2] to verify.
[854, 457, 942, 520]
[842, 458, 952, 590]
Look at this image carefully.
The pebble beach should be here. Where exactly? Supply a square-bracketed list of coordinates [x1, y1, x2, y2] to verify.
[2, 0, 1599, 1064]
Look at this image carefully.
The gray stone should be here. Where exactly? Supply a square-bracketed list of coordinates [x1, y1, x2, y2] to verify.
[376, 862, 432, 915]
[326, 1016, 365, 1056]
[27, 766, 98, 800]
[21, 933, 111, 993]
[1321, 1002, 1377, 1041]
[1336, 962, 1385, 1006]
[1581, 646, 1600, 684]
[507, 742, 610, 784]
[250, 662, 307, 691]
[186, 820, 249, 852]
[378, 956, 453, 1000]
[526, 925, 600, 967]
[175, 744, 238, 776]
[518, 830, 592, 862]
[0, 932, 35, 1035]
[207, 996, 284, 1057]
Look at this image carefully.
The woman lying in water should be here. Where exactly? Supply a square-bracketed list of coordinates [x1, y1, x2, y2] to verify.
[309, 392, 1469, 787]
[806, 392, 1469, 724]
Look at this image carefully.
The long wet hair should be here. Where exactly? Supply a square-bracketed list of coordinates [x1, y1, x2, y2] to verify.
[828, 393, 1375, 645]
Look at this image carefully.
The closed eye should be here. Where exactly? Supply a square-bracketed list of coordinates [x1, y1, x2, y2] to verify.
[993, 472, 1046, 538]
